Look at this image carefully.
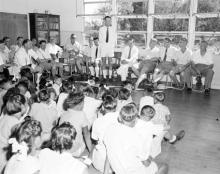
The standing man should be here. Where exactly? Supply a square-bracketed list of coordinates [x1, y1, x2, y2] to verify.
[99, 16, 116, 81]
[117, 35, 139, 82]
[169, 38, 192, 87]
[185, 40, 214, 95]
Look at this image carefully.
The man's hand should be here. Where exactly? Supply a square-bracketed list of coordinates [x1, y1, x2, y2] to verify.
[142, 158, 152, 167]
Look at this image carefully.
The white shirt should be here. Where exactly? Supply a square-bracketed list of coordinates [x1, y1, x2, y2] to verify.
[0, 52, 6, 65]
[99, 26, 116, 46]
[192, 49, 214, 65]
[28, 49, 39, 60]
[83, 96, 102, 128]
[121, 45, 139, 65]
[152, 103, 171, 125]
[143, 47, 161, 60]
[56, 93, 68, 116]
[174, 48, 192, 65]
[4, 155, 40, 174]
[14, 47, 32, 67]
[39, 148, 88, 174]
[46, 43, 62, 55]
[83, 45, 93, 58]
[91, 45, 102, 62]
[103, 122, 148, 174]
[160, 46, 177, 62]
[37, 48, 52, 60]
[65, 40, 82, 52]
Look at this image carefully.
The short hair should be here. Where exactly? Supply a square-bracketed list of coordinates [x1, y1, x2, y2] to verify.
[50, 122, 77, 153]
[118, 88, 131, 100]
[17, 36, 23, 41]
[153, 91, 165, 102]
[2, 36, 10, 42]
[201, 40, 208, 45]
[63, 92, 84, 110]
[60, 80, 73, 93]
[22, 39, 30, 46]
[140, 105, 155, 119]
[164, 38, 171, 43]
[0, 40, 4, 44]
[5, 94, 26, 115]
[119, 104, 138, 122]
[39, 40, 46, 45]
[104, 16, 111, 20]
[150, 38, 158, 43]
[3, 87, 21, 106]
[102, 95, 117, 111]
[38, 89, 50, 102]
[180, 37, 188, 43]
[70, 34, 76, 38]
[11, 118, 42, 154]
[93, 37, 99, 41]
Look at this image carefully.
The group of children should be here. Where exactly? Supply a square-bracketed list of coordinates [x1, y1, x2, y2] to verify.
[0, 69, 185, 174]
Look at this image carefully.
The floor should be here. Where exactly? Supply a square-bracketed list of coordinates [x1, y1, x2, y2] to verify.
[132, 89, 220, 174]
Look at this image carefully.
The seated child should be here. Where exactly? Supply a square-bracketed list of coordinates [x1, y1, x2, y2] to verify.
[52, 75, 62, 96]
[139, 95, 154, 115]
[39, 122, 89, 174]
[29, 89, 58, 141]
[92, 95, 118, 172]
[47, 87, 58, 110]
[82, 86, 102, 129]
[116, 87, 133, 111]
[0, 94, 27, 172]
[16, 81, 31, 100]
[57, 80, 73, 116]
[60, 92, 92, 157]
[152, 91, 185, 144]
[4, 119, 42, 174]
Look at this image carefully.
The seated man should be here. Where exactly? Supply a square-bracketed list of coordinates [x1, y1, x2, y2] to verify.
[133, 38, 161, 89]
[185, 40, 214, 95]
[152, 38, 178, 83]
[37, 40, 63, 77]
[117, 35, 139, 82]
[169, 38, 192, 87]
[46, 38, 63, 59]
[88, 37, 101, 80]
[65, 34, 86, 74]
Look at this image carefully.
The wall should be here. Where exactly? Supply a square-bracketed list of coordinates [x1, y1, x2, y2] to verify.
[0, 0, 84, 45]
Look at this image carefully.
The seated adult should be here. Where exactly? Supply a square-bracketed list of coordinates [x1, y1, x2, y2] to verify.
[185, 40, 214, 95]
[65, 34, 86, 74]
[15, 36, 23, 51]
[117, 35, 139, 82]
[132, 38, 161, 89]
[152, 38, 178, 83]
[37, 40, 63, 77]
[46, 38, 63, 59]
[169, 38, 192, 87]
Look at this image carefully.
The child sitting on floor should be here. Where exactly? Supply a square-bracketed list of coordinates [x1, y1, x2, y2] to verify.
[4, 119, 42, 174]
[116, 87, 133, 111]
[52, 75, 62, 96]
[39, 122, 89, 174]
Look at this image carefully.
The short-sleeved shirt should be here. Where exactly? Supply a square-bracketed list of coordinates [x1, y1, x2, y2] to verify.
[192, 50, 214, 65]
[37, 48, 52, 60]
[152, 103, 171, 125]
[174, 48, 192, 65]
[14, 47, 32, 67]
[160, 46, 177, 62]
[46, 43, 62, 55]
[39, 148, 88, 174]
[29, 102, 58, 134]
[60, 109, 89, 156]
[143, 47, 161, 60]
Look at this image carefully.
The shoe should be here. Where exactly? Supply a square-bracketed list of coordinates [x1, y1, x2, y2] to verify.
[170, 130, 185, 144]
[204, 88, 210, 96]
[186, 87, 192, 93]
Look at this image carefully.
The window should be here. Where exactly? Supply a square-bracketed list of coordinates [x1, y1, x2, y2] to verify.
[154, 19, 188, 31]
[84, 2, 112, 15]
[117, 33, 146, 48]
[154, 0, 190, 14]
[196, 18, 220, 32]
[117, 18, 147, 31]
[197, 0, 220, 13]
[85, 17, 103, 31]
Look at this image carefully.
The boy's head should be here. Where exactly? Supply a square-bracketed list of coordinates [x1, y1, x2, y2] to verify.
[118, 104, 138, 127]
[16, 81, 29, 96]
[0, 78, 13, 90]
[118, 88, 131, 101]
[60, 80, 73, 93]
[63, 92, 85, 111]
[50, 122, 77, 153]
[54, 75, 62, 86]
[123, 81, 133, 92]
[83, 86, 95, 97]
[140, 105, 155, 121]
[47, 87, 57, 101]
[102, 95, 117, 113]
[38, 89, 50, 103]
[153, 91, 165, 103]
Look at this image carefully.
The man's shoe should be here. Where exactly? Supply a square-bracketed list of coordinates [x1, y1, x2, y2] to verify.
[170, 130, 185, 144]
[204, 88, 211, 96]
[186, 87, 192, 93]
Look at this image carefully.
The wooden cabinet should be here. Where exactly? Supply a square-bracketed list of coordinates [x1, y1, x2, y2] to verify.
[29, 13, 60, 45]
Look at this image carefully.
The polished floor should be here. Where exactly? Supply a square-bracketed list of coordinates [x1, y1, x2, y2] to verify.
[132, 89, 220, 174]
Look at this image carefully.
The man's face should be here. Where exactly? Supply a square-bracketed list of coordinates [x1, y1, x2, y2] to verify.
[0, 43, 5, 51]
[25, 41, 32, 50]
[4, 38, 10, 47]
[71, 37, 76, 44]
[89, 39, 93, 46]
[200, 42, 208, 51]
[128, 39, 133, 47]
[40, 42, 46, 50]
[50, 38, 56, 45]
[32, 39, 37, 46]
[149, 40, 157, 49]
[18, 38, 23, 45]
[179, 40, 187, 50]
[94, 39, 99, 46]
[164, 40, 170, 48]
[105, 18, 112, 27]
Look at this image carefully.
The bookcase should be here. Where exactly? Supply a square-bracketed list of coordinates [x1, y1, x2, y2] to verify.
[29, 13, 60, 45]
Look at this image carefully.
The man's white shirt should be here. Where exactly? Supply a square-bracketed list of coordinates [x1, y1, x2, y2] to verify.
[160, 46, 177, 62]
[46, 43, 62, 55]
[99, 26, 116, 45]
[37, 48, 52, 60]
[174, 48, 192, 65]
[192, 49, 214, 65]
[91, 45, 102, 62]
[121, 45, 139, 65]
[14, 47, 32, 67]
[143, 47, 161, 60]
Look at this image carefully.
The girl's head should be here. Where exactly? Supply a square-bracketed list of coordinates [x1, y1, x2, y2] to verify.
[50, 122, 77, 153]
[140, 105, 155, 121]
[101, 95, 117, 114]
[118, 88, 131, 101]
[153, 91, 165, 103]
[63, 92, 85, 111]
[16, 81, 29, 96]
[9, 118, 42, 156]
[3, 87, 20, 106]
[47, 87, 57, 101]
[60, 80, 73, 93]
[118, 104, 138, 127]
[38, 89, 50, 103]
[5, 94, 27, 117]
[54, 75, 62, 86]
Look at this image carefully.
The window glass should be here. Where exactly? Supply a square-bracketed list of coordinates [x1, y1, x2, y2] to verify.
[85, 17, 103, 31]
[117, 18, 147, 31]
[154, 19, 189, 31]
[117, 33, 146, 48]
[197, 0, 220, 13]
[196, 18, 220, 32]
[84, 2, 112, 14]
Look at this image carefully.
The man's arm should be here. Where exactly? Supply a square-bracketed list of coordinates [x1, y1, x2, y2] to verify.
[82, 126, 93, 152]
